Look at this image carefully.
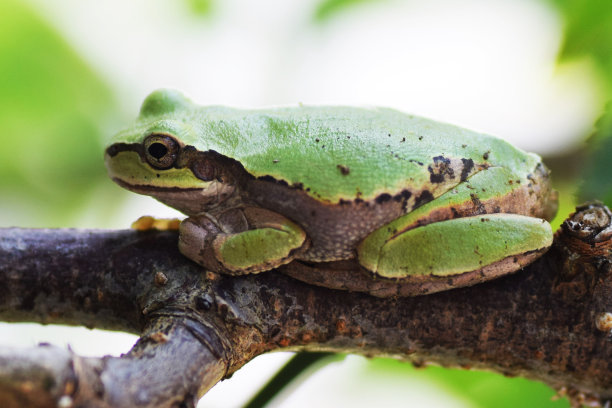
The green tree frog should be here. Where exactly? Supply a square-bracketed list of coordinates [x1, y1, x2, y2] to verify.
[105, 89, 557, 296]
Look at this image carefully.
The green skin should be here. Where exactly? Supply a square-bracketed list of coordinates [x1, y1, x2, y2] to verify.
[105, 89, 557, 289]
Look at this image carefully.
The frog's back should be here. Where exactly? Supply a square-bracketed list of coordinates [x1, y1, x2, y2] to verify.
[177, 105, 541, 204]
[115, 90, 542, 205]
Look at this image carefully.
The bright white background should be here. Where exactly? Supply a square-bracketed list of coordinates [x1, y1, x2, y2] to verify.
[1, 0, 603, 406]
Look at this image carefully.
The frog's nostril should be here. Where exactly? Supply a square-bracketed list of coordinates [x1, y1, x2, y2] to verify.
[105, 144, 120, 157]
[148, 143, 168, 159]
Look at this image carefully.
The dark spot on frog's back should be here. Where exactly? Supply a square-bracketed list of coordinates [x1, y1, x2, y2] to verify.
[336, 164, 350, 175]
[428, 156, 454, 183]
[392, 189, 412, 202]
[414, 190, 434, 208]
[375, 193, 392, 204]
[460, 158, 474, 182]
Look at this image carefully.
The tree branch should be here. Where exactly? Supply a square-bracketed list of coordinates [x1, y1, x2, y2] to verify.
[0, 203, 611, 407]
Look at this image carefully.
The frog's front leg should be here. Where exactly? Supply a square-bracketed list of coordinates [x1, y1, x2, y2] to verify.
[358, 167, 554, 278]
[178, 207, 309, 274]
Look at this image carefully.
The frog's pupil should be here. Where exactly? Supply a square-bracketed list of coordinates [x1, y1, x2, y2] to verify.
[148, 143, 168, 159]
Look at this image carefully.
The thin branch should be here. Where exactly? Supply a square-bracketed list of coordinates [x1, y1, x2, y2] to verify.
[243, 352, 337, 408]
[0, 203, 611, 407]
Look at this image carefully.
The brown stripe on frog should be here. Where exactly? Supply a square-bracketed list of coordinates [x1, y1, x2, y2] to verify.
[400, 156, 487, 212]
[387, 164, 557, 241]
[244, 152, 485, 207]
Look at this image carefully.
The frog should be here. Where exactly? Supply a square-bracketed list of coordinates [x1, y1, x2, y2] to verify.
[105, 89, 558, 297]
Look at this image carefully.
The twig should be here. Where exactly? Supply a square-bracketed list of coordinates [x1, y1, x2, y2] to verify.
[0, 203, 610, 407]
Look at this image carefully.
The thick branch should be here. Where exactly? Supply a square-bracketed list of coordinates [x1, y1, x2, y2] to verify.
[0, 203, 611, 407]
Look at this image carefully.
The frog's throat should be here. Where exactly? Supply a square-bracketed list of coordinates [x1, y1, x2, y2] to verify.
[112, 177, 235, 216]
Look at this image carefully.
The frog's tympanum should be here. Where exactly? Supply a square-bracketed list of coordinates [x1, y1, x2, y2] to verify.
[106, 89, 557, 295]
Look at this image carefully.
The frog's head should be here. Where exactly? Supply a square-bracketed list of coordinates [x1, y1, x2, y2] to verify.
[105, 89, 236, 215]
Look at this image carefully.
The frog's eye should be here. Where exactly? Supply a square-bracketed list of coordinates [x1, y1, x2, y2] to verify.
[144, 134, 180, 169]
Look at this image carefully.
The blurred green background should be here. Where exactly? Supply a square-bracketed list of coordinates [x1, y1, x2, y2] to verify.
[0, 0, 611, 406]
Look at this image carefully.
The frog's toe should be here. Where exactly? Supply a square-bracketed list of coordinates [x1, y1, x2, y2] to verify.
[132, 215, 181, 231]
[178, 217, 226, 272]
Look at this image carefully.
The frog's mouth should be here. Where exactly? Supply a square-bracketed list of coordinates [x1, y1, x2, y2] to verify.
[111, 177, 205, 194]
[105, 148, 212, 190]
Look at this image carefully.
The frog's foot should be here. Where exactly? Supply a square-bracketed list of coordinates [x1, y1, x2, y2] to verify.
[358, 213, 553, 279]
[132, 216, 181, 231]
[178, 207, 309, 275]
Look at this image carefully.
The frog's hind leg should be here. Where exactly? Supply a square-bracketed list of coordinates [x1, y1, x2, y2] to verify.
[179, 207, 309, 275]
[358, 213, 552, 278]
[357, 166, 553, 279]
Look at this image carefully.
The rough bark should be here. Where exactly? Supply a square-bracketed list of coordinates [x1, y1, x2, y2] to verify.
[0, 203, 611, 407]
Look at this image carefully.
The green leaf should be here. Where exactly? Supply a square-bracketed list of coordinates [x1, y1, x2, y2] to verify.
[542, 0, 612, 208]
[0, 0, 117, 226]
[548, 0, 612, 94]
[185, 0, 214, 17]
[368, 358, 570, 408]
[579, 104, 612, 206]
[313, 0, 386, 22]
